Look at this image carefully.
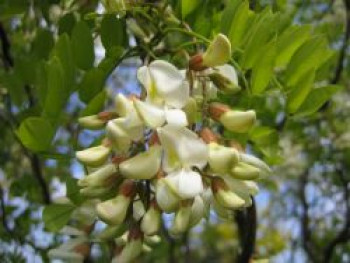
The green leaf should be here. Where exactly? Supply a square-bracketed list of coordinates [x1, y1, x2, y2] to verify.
[100, 15, 126, 50]
[251, 40, 276, 94]
[51, 34, 75, 90]
[35, 60, 48, 107]
[16, 117, 55, 152]
[66, 177, 84, 206]
[275, 25, 311, 68]
[81, 90, 107, 116]
[287, 69, 315, 113]
[78, 68, 105, 103]
[43, 203, 75, 232]
[225, 1, 253, 49]
[181, 0, 200, 19]
[241, 8, 278, 69]
[32, 29, 54, 59]
[71, 21, 95, 70]
[296, 85, 343, 116]
[42, 56, 67, 121]
[220, 0, 242, 35]
[58, 13, 76, 35]
[285, 36, 332, 86]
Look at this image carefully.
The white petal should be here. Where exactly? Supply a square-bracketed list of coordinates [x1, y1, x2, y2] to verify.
[106, 119, 132, 152]
[165, 108, 188, 127]
[134, 100, 166, 128]
[137, 65, 152, 90]
[215, 64, 238, 87]
[157, 125, 208, 169]
[155, 178, 179, 213]
[76, 145, 110, 167]
[149, 60, 189, 108]
[167, 169, 203, 199]
[115, 93, 133, 117]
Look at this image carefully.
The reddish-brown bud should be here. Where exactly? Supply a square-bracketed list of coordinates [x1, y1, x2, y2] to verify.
[208, 102, 230, 121]
[73, 243, 90, 257]
[189, 54, 207, 71]
[200, 128, 219, 144]
[128, 225, 144, 241]
[149, 131, 160, 146]
[119, 180, 136, 197]
[211, 177, 229, 193]
[98, 111, 117, 121]
[230, 140, 244, 153]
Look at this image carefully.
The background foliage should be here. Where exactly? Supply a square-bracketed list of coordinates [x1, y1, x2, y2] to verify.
[0, 0, 349, 262]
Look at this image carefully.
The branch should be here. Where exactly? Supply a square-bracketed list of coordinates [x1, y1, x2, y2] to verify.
[323, 168, 350, 262]
[235, 197, 257, 263]
[0, 21, 51, 205]
[299, 170, 319, 262]
[331, 0, 350, 84]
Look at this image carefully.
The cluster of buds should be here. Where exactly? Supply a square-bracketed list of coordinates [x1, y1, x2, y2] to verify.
[71, 34, 270, 261]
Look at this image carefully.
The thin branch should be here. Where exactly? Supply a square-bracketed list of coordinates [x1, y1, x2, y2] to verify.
[323, 168, 350, 262]
[331, 0, 350, 84]
[0, 21, 51, 205]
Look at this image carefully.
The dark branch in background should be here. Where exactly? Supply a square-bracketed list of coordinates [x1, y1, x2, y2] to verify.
[0, 21, 51, 204]
[299, 170, 319, 263]
[235, 197, 257, 263]
[323, 168, 350, 263]
[331, 0, 350, 84]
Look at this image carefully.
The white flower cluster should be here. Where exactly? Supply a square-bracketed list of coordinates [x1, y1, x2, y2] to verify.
[51, 34, 271, 263]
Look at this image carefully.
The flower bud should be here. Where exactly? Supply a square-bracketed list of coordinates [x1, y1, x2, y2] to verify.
[97, 195, 130, 225]
[202, 34, 231, 67]
[208, 102, 231, 122]
[189, 196, 206, 227]
[220, 110, 256, 133]
[208, 142, 239, 173]
[209, 65, 240, 94]
[141, 200, 161, 236]
[212, 177, 245, 209]
[96, 181, 135, 225]
[80, 185, 112, 197]
[142, 244, 152, 253]
[170, 200, 192, 234]
[155, 178, 180, 213]
[78, 164, 118, 187]
[127, 19, 149, 42]
[144, 235, 161, 245]
[96, 225, 127, 240]
[119, 145, 162, 179]
[133, 199, 146, 221]
[115, 93, 133, 117]
[230, 162, 260, 180]
[200, 127, 219, 144]
[106, 119, 132, 152]
[76, 145, 111, 167]
[112, 228, 143, 263]
[240, 153, 271, 175]
[78, 115, 105, 130]
[183, 97, 197, 124]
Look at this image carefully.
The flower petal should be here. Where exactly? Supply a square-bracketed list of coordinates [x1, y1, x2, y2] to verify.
[134, 100, 166, 128]
[166, 169, 204, 199]
[157, 125, 208, 170]
[165, 108, 188, 127]
[149, 60, 189, 108]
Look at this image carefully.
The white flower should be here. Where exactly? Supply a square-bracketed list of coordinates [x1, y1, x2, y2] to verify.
[107, 94, 144, 151]
[119, 145, 162, 179]
[76, 145, 111, 167]
[157, 125, 208, 199]
[137, 60, 189, 108]
[96, 195, 130, 225]
[155, 178, 180, 213]
[48, 236, 88, 263]
[134, 60, 189, 128]
[202, 34, 231, 67]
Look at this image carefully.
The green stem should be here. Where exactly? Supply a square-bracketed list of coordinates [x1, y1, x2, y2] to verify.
[163, 28, 210, 43]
